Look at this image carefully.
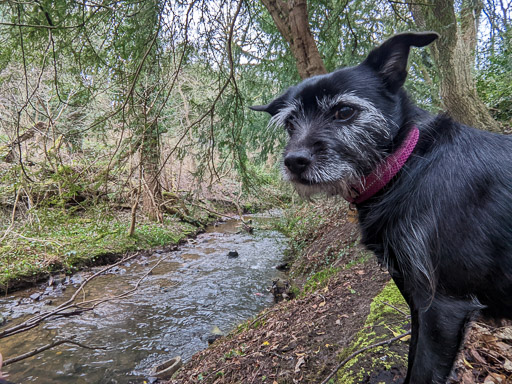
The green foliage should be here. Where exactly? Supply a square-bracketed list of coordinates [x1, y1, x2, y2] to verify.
[0, 206, 196, 291]
[477, 28, 512, 125]
[303, 266, 340, 294]
[223, 345, 246, 359]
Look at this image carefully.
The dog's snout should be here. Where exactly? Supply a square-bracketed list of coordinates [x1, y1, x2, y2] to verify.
[284, 150, 312, 175]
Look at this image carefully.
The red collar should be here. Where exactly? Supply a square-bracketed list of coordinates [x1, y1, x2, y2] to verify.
[346, 127, 419, 204]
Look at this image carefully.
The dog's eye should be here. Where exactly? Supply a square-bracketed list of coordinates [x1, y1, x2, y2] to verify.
[285, 122, 295, 134]
[334, 106, 357, 122]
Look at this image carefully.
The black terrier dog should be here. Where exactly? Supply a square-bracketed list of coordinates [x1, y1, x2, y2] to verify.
[251, 32, 512, 383]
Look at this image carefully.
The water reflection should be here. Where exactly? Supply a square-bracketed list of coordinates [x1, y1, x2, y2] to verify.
[0, 215, 287, 383]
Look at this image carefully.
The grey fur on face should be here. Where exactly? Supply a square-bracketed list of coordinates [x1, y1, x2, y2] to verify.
[273, 93, 393, 199]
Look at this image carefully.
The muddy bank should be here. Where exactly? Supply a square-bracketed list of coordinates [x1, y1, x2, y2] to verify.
[168, 257, 391, 383]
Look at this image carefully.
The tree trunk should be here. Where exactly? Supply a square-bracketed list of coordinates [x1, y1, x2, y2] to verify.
[411, 0, 500, 132]
[261, 0, 327, 79]
[141, 119, 163, 222]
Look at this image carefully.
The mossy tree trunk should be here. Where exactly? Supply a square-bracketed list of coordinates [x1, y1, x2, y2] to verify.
[411, 0, 501, 132]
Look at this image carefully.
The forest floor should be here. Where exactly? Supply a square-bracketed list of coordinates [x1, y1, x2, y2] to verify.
[166, 201, 512, 384]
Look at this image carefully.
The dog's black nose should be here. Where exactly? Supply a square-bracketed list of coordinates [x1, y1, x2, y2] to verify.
[284, 150, 312, 175]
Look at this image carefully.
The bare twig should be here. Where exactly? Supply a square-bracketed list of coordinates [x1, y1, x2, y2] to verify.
[0, 21, 85, 30]
[0, 187, 21, 243]
[0, 252, 140, 339]
[0, 246, 180, 340]
[247, 307, 279, 329]
[379, 300, 410, 318]
[2, 337, 108, 367]
[186, 201, 236, 221]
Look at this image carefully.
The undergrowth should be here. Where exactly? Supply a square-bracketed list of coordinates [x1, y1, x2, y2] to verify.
[277, 198, 367, 286]
[0, 204, 198, 292]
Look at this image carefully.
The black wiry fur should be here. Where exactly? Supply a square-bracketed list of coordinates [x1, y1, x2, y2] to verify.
[251, 32, 512, 383]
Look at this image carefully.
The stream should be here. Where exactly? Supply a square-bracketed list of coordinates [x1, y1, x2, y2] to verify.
[0, 213, 288, 383]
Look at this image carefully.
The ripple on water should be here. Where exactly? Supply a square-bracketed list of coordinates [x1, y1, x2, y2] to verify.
[0, 217, 288, 383]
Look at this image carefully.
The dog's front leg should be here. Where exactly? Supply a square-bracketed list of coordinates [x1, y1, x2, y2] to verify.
[387, 269, 420, 383]
[407, 295, 480, 384]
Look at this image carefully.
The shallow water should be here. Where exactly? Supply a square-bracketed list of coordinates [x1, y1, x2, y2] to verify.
[0, 214, 287, 383]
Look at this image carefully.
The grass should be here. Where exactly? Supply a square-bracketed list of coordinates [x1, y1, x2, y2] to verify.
[302, 266, 341, 295]
[0, 205, 197, 292]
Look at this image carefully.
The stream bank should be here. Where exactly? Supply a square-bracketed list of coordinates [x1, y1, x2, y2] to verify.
[167, 201, 398, 384]
[166, 201, 512, 384]
[0, 213, 289, 383]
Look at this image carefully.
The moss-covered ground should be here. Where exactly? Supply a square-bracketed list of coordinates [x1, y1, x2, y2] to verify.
[335, 280, 409, 383]
[0, 205, 200, 293]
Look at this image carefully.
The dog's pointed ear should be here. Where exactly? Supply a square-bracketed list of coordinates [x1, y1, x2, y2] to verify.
[362, 32, 439, 92]
[249, 104, 272, 113]
[249, 97, 285, 116]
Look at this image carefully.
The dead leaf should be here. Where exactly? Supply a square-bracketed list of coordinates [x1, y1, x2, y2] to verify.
[463, 358, 474, 369]
[483, 372, 505, 383]
[496, 342, 512, 353]
[504, 358, 512, 372]
[481, 334, 499, 344]
[461, 371, 475, 384]
[294, 356, 305, 373]
[400, 334, 411, 342]
[318, 301, 326, 308]
[495, 327, 512, 341]
[470, 348, 487, 365]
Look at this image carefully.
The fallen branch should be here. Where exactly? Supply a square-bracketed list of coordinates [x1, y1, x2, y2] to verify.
[0, 252, 142, 339]
[0, 247, 180, 340]
[187, 201, 237, 221]
[320, 330, 411, 384]
[379, 300, 410, 318]
[3, 337, 108, 367]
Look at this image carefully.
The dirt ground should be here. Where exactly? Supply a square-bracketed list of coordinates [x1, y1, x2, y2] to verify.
[168, 255, 391, 383]
[165, 203, 512, 384]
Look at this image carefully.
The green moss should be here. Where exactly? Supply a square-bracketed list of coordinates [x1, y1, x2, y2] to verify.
[336, 281, 409, 383]
[0, 206, 198, 292]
